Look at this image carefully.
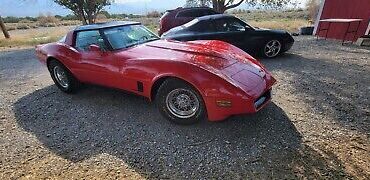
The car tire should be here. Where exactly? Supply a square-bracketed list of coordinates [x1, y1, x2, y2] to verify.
[262, 39, 283, 58]
[48, 60, 79, 93]
[156, 78, 206, 125]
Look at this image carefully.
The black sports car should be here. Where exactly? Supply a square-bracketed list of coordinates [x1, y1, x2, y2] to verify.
[162, 14, 295, 58]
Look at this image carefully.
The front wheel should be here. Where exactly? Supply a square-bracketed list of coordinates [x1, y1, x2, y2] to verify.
[156, 79, 206, 125]
[48, 60, 79, 93]
[262, 39, 282, 58]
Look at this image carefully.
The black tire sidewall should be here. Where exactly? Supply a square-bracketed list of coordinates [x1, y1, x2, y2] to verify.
[156, 79, 206, 125]
[48, 60, 78, 93]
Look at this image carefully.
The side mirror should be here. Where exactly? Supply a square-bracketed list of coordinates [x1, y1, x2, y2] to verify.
[88, 44, 102, 52]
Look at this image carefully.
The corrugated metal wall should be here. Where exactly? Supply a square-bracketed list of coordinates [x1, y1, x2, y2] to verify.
[316, 0, 370, 40]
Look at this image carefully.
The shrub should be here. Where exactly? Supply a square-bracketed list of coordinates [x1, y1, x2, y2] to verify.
[6, 26, 16, 31]
[19, 19, 33, 24]
[96, 14, 108, 22]
[3, 16, 20, 23]
[38, 14, 60, 27]
[306, 0, 320, 22]
[30, 24, 39, 29]
[16, 24, 31, 29]
[99, 10, 111, 19]
[47, 23, 57, 27]
[61, 22, 72, 26]
[61, 14, 79, 21]
[24, 16, 38, 22]
[146, 11, 161, 18]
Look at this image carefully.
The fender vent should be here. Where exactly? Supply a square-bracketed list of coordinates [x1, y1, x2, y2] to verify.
[137, 81, 143, 92]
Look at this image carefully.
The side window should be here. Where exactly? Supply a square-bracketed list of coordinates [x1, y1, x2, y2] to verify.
[213, 19, 228, 32]
[213, 19, 246, 32]
[190, 21, 214, 32]
[75, 30, 105, 51]
[227, 19, 246, 32]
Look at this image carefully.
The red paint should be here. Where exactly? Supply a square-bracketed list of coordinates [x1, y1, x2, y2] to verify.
[35, 32, 276, 121]
[316, 0, 370, 40]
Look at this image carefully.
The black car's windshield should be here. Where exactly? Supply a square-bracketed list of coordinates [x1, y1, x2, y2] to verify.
[103, 24, 159, 50]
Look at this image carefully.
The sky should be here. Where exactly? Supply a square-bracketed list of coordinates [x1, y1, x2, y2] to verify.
[0, 0, 307, 17]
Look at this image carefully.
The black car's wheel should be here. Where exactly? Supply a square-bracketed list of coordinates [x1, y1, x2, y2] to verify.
[262, 39, 282, 58]
[48, 60, 79, 93]
[156, 78, 206, 125]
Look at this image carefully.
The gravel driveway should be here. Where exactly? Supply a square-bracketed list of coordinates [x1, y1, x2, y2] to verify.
[0, 36, 369, 179]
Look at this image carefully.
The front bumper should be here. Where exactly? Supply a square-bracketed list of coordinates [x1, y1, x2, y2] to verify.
[204, 87, 274, 121]
[283, 41, 294, 52]
[254, 89, 272, 110]
[282, 36, 295, 52]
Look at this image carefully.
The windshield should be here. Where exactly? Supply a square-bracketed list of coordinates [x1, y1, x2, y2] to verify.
[102, 24, 159, 50]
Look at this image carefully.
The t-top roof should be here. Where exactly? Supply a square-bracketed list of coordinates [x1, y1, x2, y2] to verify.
[74, 21, 140, 31]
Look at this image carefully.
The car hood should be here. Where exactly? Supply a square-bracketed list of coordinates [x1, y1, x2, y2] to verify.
[121, 39, 274, 96]
[124, 39, 260, 70]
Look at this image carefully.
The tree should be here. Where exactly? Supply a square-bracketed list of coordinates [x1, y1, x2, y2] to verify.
[0, 15, 10, 39]
[185, 0, 210, 7]
[186, 0, 292, 13]
[53, 0, 113, 24]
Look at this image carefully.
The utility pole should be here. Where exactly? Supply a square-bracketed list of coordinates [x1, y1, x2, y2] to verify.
[0, 15, 10, 39]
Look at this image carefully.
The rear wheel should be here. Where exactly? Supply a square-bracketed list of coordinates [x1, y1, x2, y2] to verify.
[48, 60, 79, 93]
[156, 79, 205, 125]
[262, 39, 282, 58]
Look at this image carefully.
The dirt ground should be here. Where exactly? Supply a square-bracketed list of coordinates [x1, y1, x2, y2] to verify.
[0, 36, 369, 179]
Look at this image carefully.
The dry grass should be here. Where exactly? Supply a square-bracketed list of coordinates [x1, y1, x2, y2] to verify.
[234, 10, 311, 33]
[248, 19, 310, 32]
[5, 20, 80, 31]
[0, 26, 74, 48]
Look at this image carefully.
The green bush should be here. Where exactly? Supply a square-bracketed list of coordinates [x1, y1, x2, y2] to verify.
[3, 16, 20, 23]
[61, 14, 79, 21]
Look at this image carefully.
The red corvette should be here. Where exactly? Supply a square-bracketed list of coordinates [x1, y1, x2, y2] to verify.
[35, 21, 276, 124]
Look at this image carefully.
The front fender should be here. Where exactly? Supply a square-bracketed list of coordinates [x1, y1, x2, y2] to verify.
[145, 61, 251, 121]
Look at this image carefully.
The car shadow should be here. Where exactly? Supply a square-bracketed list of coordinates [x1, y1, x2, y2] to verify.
[13, 85, 350, 178]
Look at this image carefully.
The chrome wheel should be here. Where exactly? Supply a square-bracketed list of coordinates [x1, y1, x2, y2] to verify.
[53, 66, 69, 88]
[264, 40, 281, 58]
[165, 88, 200, 119]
